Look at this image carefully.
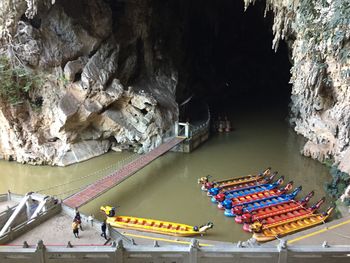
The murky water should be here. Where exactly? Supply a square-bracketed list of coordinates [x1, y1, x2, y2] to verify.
[0, 105, 332, 242]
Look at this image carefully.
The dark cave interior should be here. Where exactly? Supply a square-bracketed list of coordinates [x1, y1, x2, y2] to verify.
[174, 0, 292, 120]
[32, 0, 292, 122]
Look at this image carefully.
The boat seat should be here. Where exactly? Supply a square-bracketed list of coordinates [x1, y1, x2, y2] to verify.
[302, 219, 311, 224]
[283, 224, 292, 230]
[297, 220, 305, 226]
[267, 218, 274, 223]
[290, 222, 298, 228]
[277, 226, 284, 232]
[270, 228, 278, 234]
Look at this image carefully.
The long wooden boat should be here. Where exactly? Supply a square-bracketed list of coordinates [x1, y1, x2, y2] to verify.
[198, 167, 271, 191]
[211, 176, 284, 203]
[235, 191, 315, 223]
[207, 172, 278, 197]
[242, 197, 325, 232]
[224, 186, 302, 217]
[100, 206, 213, 237]
[252, 206, 334, 242]
[219, 181, 294, 210]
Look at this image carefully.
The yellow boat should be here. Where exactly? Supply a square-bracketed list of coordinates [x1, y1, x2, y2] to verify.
[251, 206, 334, 242]
[198, 167, 272, 191]
[100, 206, 214, 237]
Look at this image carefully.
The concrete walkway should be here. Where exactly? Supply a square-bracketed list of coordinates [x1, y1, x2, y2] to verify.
[9, 213, 107, 246]
[7, 211, 229, 247]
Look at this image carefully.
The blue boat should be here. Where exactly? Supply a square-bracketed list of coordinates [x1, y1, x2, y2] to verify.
[211, 176, 284, 203]
[218, 182, 294, 210]
[207, 172, 278, 197]
[223, 186, 302, 217]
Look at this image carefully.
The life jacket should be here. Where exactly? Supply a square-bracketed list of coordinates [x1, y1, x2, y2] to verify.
[72, 221, 79, 230]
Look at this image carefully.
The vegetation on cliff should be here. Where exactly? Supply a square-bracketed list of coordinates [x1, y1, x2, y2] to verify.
[324, 165, 350, 205]
[0, 53, 42, 106]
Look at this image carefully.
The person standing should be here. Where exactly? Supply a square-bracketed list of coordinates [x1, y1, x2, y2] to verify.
[72, 219, 80, 238]
[74, 209, 83, 231]
[101, 220, 107, 240]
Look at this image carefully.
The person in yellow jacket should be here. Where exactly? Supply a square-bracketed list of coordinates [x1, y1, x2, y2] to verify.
[72, 219, 80, 238]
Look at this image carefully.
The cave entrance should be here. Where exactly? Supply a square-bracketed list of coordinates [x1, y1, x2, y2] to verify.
[176, 0, 292, 121]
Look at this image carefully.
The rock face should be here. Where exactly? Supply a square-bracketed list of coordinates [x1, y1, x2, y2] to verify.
[0, 0, 178, 166]
[244, 0, 350, 175]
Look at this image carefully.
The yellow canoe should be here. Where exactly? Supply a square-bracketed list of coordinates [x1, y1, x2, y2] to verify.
[101, 206, 214, 237]
[252, 207, 334, 242]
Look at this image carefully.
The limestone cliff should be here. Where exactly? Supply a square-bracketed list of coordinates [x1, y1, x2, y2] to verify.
[244, 0, 350, 175]
[1, 0, 350, 173]
[0, 0, 178, 165]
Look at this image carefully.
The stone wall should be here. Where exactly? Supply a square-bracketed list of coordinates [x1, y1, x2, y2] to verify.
[0, 0, 178, 166]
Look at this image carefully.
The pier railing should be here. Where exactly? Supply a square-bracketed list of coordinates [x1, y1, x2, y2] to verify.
[0, 202, 61, 245]
[0, 239, 349, 263]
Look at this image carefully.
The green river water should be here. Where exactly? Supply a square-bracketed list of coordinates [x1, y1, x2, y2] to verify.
[0, 105, 332, 242]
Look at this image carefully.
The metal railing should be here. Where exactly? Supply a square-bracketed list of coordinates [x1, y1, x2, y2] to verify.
[0, 202, 62, 245]
[0, 239, 349, 263]
[189, 105, 211, 138]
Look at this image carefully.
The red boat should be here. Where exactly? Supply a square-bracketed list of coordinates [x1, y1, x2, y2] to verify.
[218, 181, 293, 210]
[235, 191, 314, 224]
[242, 197, 325, 232]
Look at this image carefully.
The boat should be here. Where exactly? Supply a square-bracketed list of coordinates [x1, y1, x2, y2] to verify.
[211, 176, 284, 203]
[242, 197, 325, 232]
[207, 172, 278, 197]
[198, 167, 271, 191]
[219, 181, 294, 210]
[251, 206, 334, 242]
[235, 191, 315, 223]
[224, 186, 302, 217]
[100, 206, 214, 237]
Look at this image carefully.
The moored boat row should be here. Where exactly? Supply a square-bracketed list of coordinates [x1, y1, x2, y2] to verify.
[242, 197, 325, 232]
[198, 168, 333, 242]
[211, 176, 284, 203]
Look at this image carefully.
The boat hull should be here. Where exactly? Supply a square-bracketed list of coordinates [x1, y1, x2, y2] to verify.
[200, 168, 271, 191]
[105, 215, 209, 237]
[252, 207, 334, 242]
[224, 187, 302, 217]
[235, 191, 313, 223]
[211, 177, 284, 203]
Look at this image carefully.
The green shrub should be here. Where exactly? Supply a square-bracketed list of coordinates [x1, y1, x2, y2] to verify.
[324, 165, 350, 198]
[0, 55, 43, 105]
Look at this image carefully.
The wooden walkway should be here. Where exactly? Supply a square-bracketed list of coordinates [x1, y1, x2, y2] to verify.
[63, 137, 185, 208]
